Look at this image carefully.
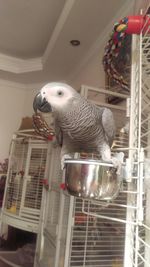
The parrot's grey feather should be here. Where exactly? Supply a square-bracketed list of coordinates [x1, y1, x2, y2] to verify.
[101, 108, 115, 147]
[54, 120, 63, 146]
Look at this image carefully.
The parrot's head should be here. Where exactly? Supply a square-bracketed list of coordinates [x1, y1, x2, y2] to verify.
[33, 82, 77, 113]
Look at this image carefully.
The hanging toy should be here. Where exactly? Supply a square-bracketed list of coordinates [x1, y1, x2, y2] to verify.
[32, 113, 54, 140]
[103, 15, 150, 91]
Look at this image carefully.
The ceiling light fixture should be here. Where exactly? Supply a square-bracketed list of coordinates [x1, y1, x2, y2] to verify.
[70, 40, 80, 46]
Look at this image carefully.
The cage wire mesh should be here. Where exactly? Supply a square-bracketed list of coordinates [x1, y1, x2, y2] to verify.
[37, 146, 70, 267]
[23, 145, 47, 211]
[68, 195, 127, 267]
[4, 138, 28, 214]
[137, 16, 150, 267]
[65, 161, 140, 267]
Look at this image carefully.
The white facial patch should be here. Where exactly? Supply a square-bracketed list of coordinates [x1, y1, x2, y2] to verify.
[40, 83, 74, 109]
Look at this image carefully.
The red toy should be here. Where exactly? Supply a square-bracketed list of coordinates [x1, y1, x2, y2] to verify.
[125, 15, 150, 34]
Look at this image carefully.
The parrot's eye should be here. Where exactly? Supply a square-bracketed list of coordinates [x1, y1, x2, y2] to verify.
[57, 90, 63, 96]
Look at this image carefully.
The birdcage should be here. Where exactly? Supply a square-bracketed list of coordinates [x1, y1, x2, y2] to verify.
[1, 130, 50, 234]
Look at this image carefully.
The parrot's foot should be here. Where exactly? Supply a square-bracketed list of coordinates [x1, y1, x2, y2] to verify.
[111, 157, 122, 175]
[101, 143, 124, 175]
[61, 154, 72, 170]
[111, 152, 124, 175]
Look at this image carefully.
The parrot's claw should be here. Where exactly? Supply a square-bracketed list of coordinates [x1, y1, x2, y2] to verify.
[111, 152, 124, 175]
[111, 157, 122, 175]
[61, 154, 72, 170]
[101, 146, 124, 175]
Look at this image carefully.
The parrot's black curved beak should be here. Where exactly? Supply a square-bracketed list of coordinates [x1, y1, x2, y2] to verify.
[33, 93, 52, 113]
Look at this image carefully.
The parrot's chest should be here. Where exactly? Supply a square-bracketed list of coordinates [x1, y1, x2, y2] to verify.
[59, 114, 103, 144]
[56, 105, 104, 145]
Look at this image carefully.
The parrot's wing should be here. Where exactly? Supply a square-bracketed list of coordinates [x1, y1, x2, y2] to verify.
[101, 108, 115, 146]
[54, 121, 63, 146]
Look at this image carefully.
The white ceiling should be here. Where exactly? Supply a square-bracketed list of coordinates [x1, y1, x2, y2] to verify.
[0, 0, 140, 84]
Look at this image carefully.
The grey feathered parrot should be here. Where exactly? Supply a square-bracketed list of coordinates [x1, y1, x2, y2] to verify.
[33, 82, 121, 172]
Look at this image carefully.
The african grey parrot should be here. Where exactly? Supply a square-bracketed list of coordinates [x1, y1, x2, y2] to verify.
[33, 82, 121, 172]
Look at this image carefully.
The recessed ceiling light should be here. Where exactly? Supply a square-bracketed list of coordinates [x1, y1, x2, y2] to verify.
[70, 40, 80, 46]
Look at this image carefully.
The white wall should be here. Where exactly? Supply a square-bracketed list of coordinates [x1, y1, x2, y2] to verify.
[0, 82, 26, 161]
[0, 81, 46, 161]
[71, 48, 105, 90]
[0, 80, 47, 161]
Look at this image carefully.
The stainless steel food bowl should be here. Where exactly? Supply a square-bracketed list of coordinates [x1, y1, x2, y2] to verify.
[64, 159, 121, 201]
